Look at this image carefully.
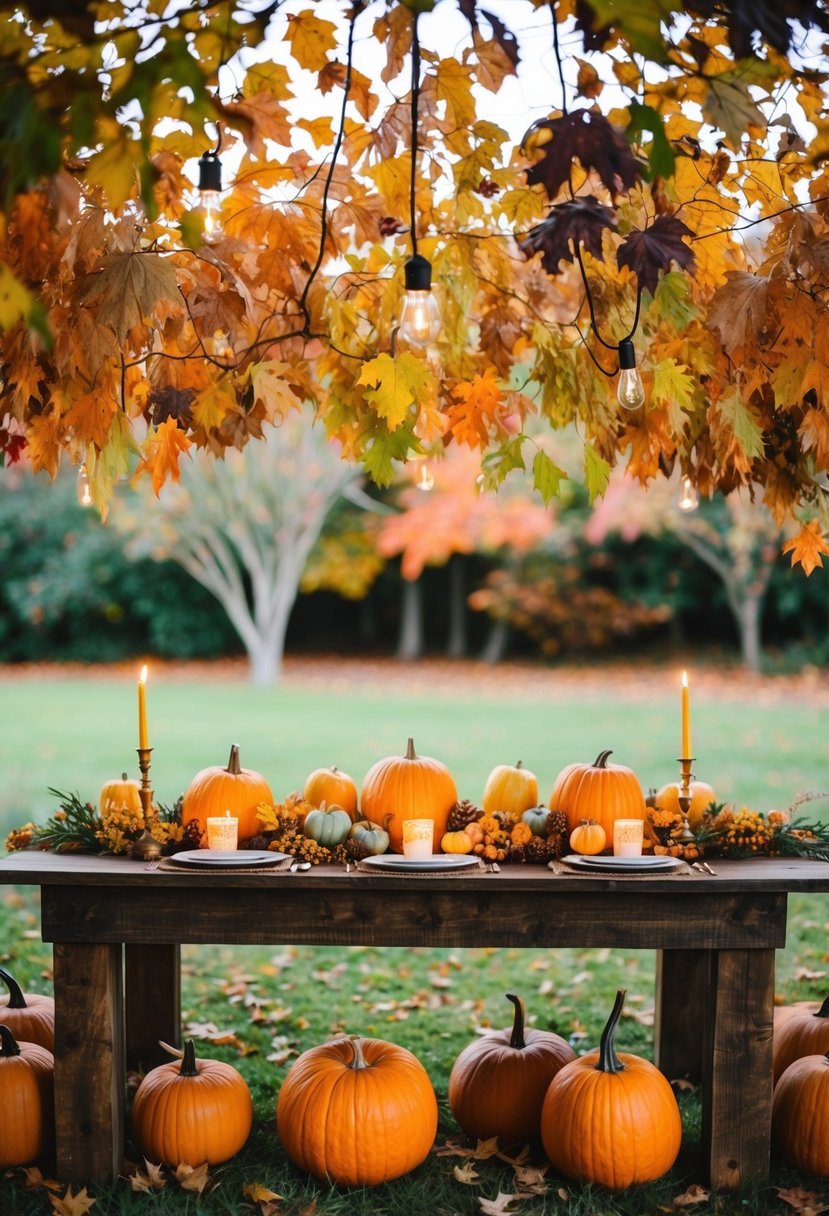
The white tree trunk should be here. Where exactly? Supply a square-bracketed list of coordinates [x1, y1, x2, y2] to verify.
[398, 577, 424, 660]
[446, 556, 467, 658]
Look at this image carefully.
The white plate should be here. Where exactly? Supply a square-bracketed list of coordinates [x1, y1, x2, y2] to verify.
[562, 853, 682, 873]
[360, 853, 482, 873]
[167, 849, 290, 868]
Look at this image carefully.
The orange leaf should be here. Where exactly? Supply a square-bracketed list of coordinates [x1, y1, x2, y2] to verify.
[174, 1162, 211, 1194]
[446, 370, 505, 448]
[134, 418, 192, 495]
[48, 1186, 97, 1216]
[782, 520, 829, 575]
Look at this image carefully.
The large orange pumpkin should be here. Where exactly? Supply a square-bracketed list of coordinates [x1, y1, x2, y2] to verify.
[550, 749, 645, 839]
[0, 1025, 54, 1169]
[773, 995, 829, 1085]
[276, 1035, 438, 1186]
[772, 1050, 829, 1174]
[654, 779, 717, 831]
[0, 967, 54, 1052]
[482, 761, 539, 817]
[449, 993, 575, 1146]
[303, 766, 358, 818]
[182, 744, 273, 845]
[131, 1039, 253, 1167]
[360, 738, 458, 854]
[540, 990, 681, 1189]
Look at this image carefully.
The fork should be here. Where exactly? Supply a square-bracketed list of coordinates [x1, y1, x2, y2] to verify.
[144, 859, 160, 872]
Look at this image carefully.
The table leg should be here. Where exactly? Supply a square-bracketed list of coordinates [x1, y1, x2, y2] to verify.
[654, 949, 708, 1081]
[701, 947, 775, 1190]
[53, 941, 124, 1183]
[125, 943, 181, 1072]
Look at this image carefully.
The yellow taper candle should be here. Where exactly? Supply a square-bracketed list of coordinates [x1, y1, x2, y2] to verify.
[138, 664, 149, 751]
[681, 669, 691, 758]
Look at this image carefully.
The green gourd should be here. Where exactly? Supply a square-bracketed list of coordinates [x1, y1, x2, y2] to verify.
[303, 802, 352, 849]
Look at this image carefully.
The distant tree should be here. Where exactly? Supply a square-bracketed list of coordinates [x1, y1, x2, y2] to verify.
[121, 414, 360, 684]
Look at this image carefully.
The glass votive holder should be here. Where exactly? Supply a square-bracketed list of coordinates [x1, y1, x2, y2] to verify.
[206, 812, 238, 851]
[402, 818, 434, 860]
[613, 818, 644, 858]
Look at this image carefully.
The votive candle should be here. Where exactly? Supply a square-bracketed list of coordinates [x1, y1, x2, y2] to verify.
[206, 811, 238, 851]
[402, 818, 433, 860]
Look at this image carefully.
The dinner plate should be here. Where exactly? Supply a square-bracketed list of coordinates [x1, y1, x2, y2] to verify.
[360, 853, 482, 873]
[561, 853, 682, 873]
[167, 849, 290, 868]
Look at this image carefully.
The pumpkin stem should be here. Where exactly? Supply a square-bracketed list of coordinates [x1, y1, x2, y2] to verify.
[815, 996, 829, 1019]
[593, 750, 614, 769]
[0, 966, 28, 1010]
[344, 1035, 368, 1070]
[515, 760, 524, 769]
[0, 1025, 21, 1057]
[595, 989, 627, 1074]
[121, 772, 129, 781]
[226, 744, 242, 776]
[179, 1038, 199, 1077]
[405, 737, 417, 760]
[506, 993, 526, 1050]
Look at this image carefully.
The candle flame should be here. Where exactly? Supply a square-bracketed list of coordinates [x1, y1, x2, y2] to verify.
[139, 664, 148, 683]
[681, 670, 688, 688]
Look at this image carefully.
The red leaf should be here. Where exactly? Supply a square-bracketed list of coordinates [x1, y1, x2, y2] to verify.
[616, 215, 695, 295]
[524, 109, 641, 201]
[521, 198, 616, 274]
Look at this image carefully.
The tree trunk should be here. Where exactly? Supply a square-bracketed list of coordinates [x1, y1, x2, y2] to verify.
[735, 590, 763, 675]
[397, 577, 424, 660]
[481, 617, 510, 664]
[446, 556, 467, 659]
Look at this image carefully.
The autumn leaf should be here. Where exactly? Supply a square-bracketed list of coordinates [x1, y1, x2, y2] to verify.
[520, 198, 616, 275]
[249, 361, 303, 422]
[616, 216, 695, 296]
[129, 1160, 167, 1192]
[711, 389, 765, 466]
[478, 1191, 524, 1215]
[584, 442, 611, 503]
[134, 418, 192, 495]
[361, 419, 416, 486]
[703, 77, 765, 146]
[49, 1186, 97, 1216]
[532, 449, 567, 505]
[707, 272, 770, 355]
[285, 9, 337, 72]
[626, 101, 675, 179]
[651, 357, 697, 433]
[453, 1161, 481, 1184]
[776, 1186, 829, 1215]
[243, 1181, 285, 1204]
[672, 1182, 711, 1207]
[80, 252, 179, 344]
[782, 521, 829, 576]
[447, 369, 505, 448]
[524, 109, 641, 202]
[357, 353, 434, 431]
[174, 1162, 211, 1194]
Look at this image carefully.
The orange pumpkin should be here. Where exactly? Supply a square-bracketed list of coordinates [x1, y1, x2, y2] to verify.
[482, 760, 539, 817]
[360, 738, 458, 854]
[774, 995, 829, 1085]
[773, 1050, 829, 1174]
[0, 968, 54, 1052]
[276, 1035, 438, 1186]
[304, 766, 358, 818]
[654, 779, 716, 831]
[99, 772, 142, 821]
[541, 990, 681, 1189]
[569, 819, 606, 856]
[0, 1026, 54, 1169]
[449, 993, 575, 1145]
[131, 1039, 253, 1166]
[441, 830, 474, 855]
[464, 821, 485, 845]
[182, 744, 273, 845]
[550, 749, 645, 840]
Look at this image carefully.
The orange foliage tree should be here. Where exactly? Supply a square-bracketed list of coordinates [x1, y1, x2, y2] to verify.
[3, 0, 829, 568]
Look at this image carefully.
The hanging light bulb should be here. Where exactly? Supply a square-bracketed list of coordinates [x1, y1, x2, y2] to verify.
[678, 475, 699, 512]
[76, 463, 93, 508]
[399, 254, 441, 347]
[415, 459, 435, 491]
[196, 144, 223, 241]
[616, 338, 645, 411]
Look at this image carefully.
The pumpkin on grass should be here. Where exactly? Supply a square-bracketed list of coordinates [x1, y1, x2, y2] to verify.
[0, 1025, 54, 1169]
[182, 744, 273, 845]
[540, 989, 681, 1189]
[773, 1050, 829, 1174]
[304, 766, 358, 818]
[449, 993, 575, 1145]
[361, 738, 458, 854]
[550, 750, 645, 841]
[131, 1038, 253, 1167]
[773, 995, 829, 1085]
[277, 1035, 437, 1186]
[0, 967, 54, 1051]
[482, 761, 538, 817]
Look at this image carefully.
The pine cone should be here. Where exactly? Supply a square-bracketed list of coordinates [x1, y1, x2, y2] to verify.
[244, 833, 272, 852]
[548, 810, 568, 837]
[447, 800, 482, 831]
[342, 837, 371, 862]
[523, 835, 553, 864]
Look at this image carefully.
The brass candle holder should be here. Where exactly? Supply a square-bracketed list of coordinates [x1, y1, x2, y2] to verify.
[676, 756, 697, 844]
[131, 746, 162, 861]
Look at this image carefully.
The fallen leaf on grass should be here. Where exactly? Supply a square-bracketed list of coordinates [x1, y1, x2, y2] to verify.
[793, 968, 827, 982]
[128, 1160, 166, 1192]
[672, 1183, 710, 1207]
[513, 1163, 548, 1194]
[479, 1190, 525, 1214]
[454, 1162, 481, 1184]
[184, 1020, 243, 1048]
[670, 1078, 697, 1092]
[437, 1137, 473, 1157]
[20, 1167, 62, 1191]
[243, 1181, 284, 1205]
[49, 1186, 96, 1215]
[174, 1162, 211, 1194]
[437, 1135, 501, 1160]
[777, 1186, 829, 1214]
[556, 1188, 569, 1201]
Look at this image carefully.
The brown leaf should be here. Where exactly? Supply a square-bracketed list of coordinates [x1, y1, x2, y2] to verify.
[454, 1162, 481, 1184]
[174, 1162, 211, 1194]
[616, 216, 695, 296]
[48, 1186, 97, 1216]
[524, 109, 641, 202]
[707, 271, 770, 356]
[80, 252, 179, 344]
[243, 1181, 284, 1204]
[672, 1183, 711, 1207]
[521, 198, 616, 275]
[472, 1136, 502, 1160]
[777, 1186, 829, 1215]
[478, 1191, 525, 1215]
[513, 1162, 548, 1194]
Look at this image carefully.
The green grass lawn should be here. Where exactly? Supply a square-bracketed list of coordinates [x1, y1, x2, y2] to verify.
[1, 661, 829, 1215]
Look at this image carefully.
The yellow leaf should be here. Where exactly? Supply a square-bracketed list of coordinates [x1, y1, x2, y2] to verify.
[435, 58, 476, 128]
[285, 9, 337, 72]
[782, 521, 829, 576]
[243, 1182, 284, 1203]
[249, 360, 303, 422]
[0, 264, 34, 329]
[48, 1185, 97, 1216]
[357, 352, 433, 431]
[134, 418, 192, 495]
[295, 116, 334, 149]
[191, 377, 236, 432]
[453, 1162, 480, 1184]
[85, 120, 141, 210]
[174, 1162, 211, 1194]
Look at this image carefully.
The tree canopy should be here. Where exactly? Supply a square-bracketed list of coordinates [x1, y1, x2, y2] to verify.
[3, 0, 829, 569]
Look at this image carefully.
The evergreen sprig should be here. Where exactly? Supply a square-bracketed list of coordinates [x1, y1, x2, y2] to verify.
[32, 788, 102, 852]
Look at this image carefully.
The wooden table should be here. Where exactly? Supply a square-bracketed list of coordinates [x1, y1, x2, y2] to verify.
[2, 852, 829, 1191]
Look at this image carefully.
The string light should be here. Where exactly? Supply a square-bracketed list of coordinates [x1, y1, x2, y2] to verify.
[76, 463, 92, 507]
[196, 126, 224, 241]
[678, 475, 699, 512]
[616, 338, 645, 410]
[415, 459, 435, 491]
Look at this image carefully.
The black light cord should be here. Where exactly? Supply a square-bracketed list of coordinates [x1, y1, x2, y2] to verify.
[409, 11, 421, 257]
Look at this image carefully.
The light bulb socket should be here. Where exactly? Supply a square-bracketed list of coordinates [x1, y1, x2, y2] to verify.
[618, 338, 636, 371]
[198, 151, 222, 193]
[404, 254, 433, 292]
